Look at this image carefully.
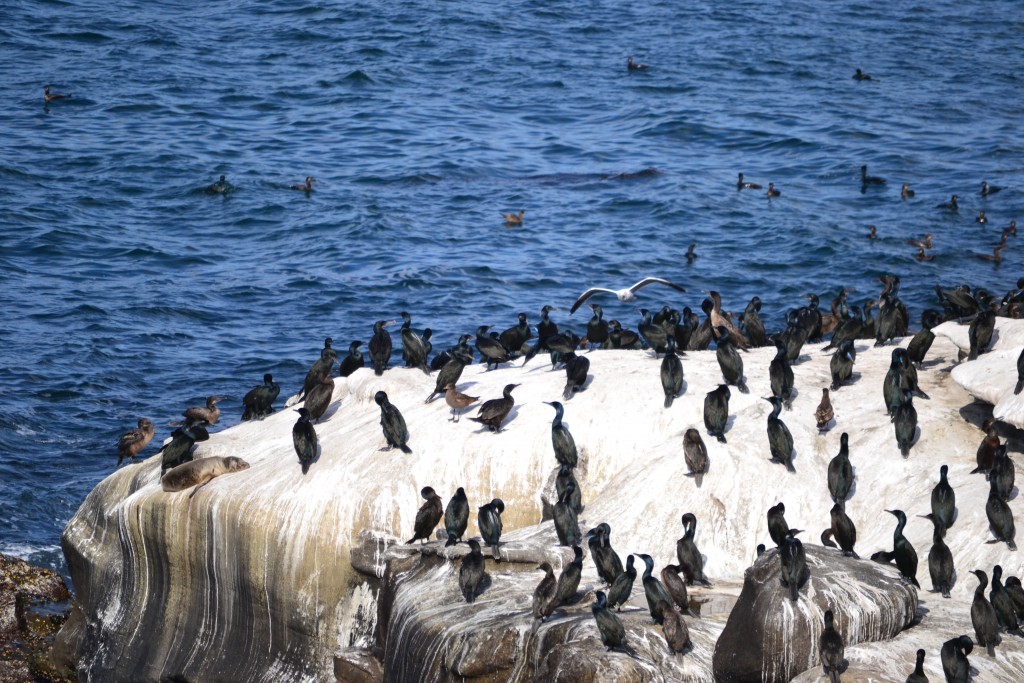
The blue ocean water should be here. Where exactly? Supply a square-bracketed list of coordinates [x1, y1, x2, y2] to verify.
[1, 0, 1021, 578]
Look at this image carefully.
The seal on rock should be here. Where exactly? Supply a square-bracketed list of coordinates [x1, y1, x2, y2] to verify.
[161, 456, 251, 498]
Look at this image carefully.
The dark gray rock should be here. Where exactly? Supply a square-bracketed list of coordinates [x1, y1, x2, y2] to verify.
[712, 545, 916, 683]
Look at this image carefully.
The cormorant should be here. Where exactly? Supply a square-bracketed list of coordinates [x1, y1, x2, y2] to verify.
[991, 444, 1015, 501]
[468, 384, 518, 433]
[117, 418, 155, 466]
[766, 182, 780, 197]
[636, 554, 674, 624]
[606, 319, 642, 349]
[677, 513, 711, 586]
[158, 423, 209, 473]
[1005, 576, 1024, 621]
[290, 176, 314, 192]
[661, 564, 691, 614]
[853, 68, 872, 80]
[553, 481, 581, 546]
[968, 294, 995, 360]
[474, 325, 511, 370]
[532, 562, 558, 624]
[556, 463, 583, 514]
[883, 348, 908, 417]
[741, 296, 767, 347]
[824, 307, 862, 352]
[292, 408, 318, 475]
[765, 396, 796, 472]
[406, 486, 443, 544]
[703, 384, 731, 443]
[986, 475, 1017, 550]
[607, 554, 636, 611]
[375, 391, 411, 453]
[686, 243, 698, 263]
[981, 180, 1002, 196]
[638, 308, 669, 355]
[657, 603, 690, 654]
[937, 194, 959, 211]
[769, 338, 794, 409]
[971, 569, 1002, 656]
[204, 174, 231, 194]
[562, 351, 590, 399]
[242, 374, 280, 421]
[861, 164, 886, 190]
[426, 353, 467, 403]
[444, 487, 469, 546]
[990, 565, 1019, 633]
[43, 85, 71, 102]
[477, 498, 505, 561]
[973, 420, 1000, 476]
[177, 395, 223, 427]
[626, 56, 647, 71]
[302, 367, 335, 423]
[554, 545, 584, 606]
[443, 384, 479, 422]
[976, 209, 988, 225]
[827, 433, 853, 509]
[592, 591, 628, 651]
[399, 312, 430, 374]
[906, 311, 939, 368]
[901, 184, 915, 200]
[544, 401, 578, 468]
[498, 312, 532, 357]
[931, 464, 955, 531]
[893, 390, 917, 457]
[819, 609, 844, 683]
[585, 303, 610, 350]
[940, 635, 973, 683]
[708, 291, 749, 350]
[829, 339, 856, 391]
[885, 509, 920, 587]
[830, 503, 858, 558]
[1016, 348, 1024, 395]
[905, 648, 927, 683]
[779, 529, 807, 601]
[875, 292, 900, 346]
[587, 523, 624, 585]
[683, 428, 708, 487]
[369, 320, 394, 375]
[661, 338, 684, 407]
[569, 277, 686, 314]
[767, 502, 790, 547]
[459, 540, 485, 602]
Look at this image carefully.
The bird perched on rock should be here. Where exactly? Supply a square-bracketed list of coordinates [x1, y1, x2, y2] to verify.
[426, 352, 467, 402]
[779, 529, 807, 601]
[714, 326, 748, 393]
[592, 591, 628, 651]
[703, 384, 731, 443]
[656, 603, 690, 654]
[829, 339, 856, 391]
[660, 564, 691, 615]
[546, 401, 578, 468]
[986, 475, 1017, 550]
[683, 428, 708, 487]
[905, 649, 927, 683]
[175, 396, 224, 427]
[406, 486, 443, 544]
[819, 609, 844, 683]
[303, 373, 335, 423]
[815, 388, 834, 432]
[677, 513, 711, 586]
[636, 554, 674, 625]
[878, 509, 919, 587]
[292, 408, 318, 475]
[369, 320, 394, 375]
[830, 504, 858, 558]
[242, 374, 280, 421]
[532, 562, 558, 626]
[469, 384, 518, 433]
[607, 554, 636, 611]
[477, 498, 505, 561]
[444, 487, 469, 547]
[767, 502, 790, 547]
[661, 338, 684, 407]
[769, 338, 794, 408]
[553, 481, 580, 547]
[443, 384, 478, 422]
[562, 351, 590, 400]
[940, 635, 973, 683]
[931, 464, 955, 531]
[765, 396, 796, 472]
[158, 423, 209, 473]
[375, 391, 411, 453]
[989, 565, 1018, 634]
[970, 569, 1002, 657]
[893, 390, 917, 457]
[399, 311, 431, 374]
[569, 277, 686, 314]
[827, 433, 853, 509]
[973, 420, 1000, 477]
[459, 540, 485, 603]
[117, 418, 155, 467]
[586, 523, 624, 586]
[919, 512, 953, 598]
[554, 545, 584, 606]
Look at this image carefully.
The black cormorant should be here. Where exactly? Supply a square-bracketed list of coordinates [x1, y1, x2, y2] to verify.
[829, 339, 856, 391]
[468, 384, 518, 433]
[242, 374, 280, 421]
[970, 569, 1002, 656]
[830, 503, 858, 558]
[636, 554, 673, 625]
[885, 509, 920, 587]
[661, 338, 684, 407]
[459, 540, 485, 602]
[683, 428, 708, 487]
[444, 487, 469, 547]
[819, 609, 844, 683]
[554, 545, 584, 606]
[827, 433, 853, 509]
[703, 384, 731, 443]
[477, 498, 505, 561]
[375, 391, 411, 453]
[986, 475, 1017, 550]
[553, 481, 580, 546]
[676, 513, 711, 586]
[369, 320, 394, 375]
[779, 529, 807, 601]
[931, 465, 955, 531]
[406, 486, 443, 544]
[769, 338, 794, 408]
[607, 554, 636, 611]
[592, 591, 627, 651]
[940, 635, 972, 683]
[765, 396, 796, 472]
[292, 408, 317, 475]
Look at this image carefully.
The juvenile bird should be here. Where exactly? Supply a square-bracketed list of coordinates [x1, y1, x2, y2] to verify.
[815, 388, 834, 432]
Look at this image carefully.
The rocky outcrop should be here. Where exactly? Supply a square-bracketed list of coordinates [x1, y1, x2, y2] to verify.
[54, 332, 1024, 681]
[712, 546, 916, 683]
[0, 553, 71, 683]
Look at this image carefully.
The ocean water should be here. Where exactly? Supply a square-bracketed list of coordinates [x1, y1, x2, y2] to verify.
[1, 0, 1021, 578]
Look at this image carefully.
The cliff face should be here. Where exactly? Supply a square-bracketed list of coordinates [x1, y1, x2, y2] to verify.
[55, 327, 1024, 682]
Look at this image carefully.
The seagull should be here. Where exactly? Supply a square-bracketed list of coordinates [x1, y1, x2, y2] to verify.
[569, 277, 686, 314]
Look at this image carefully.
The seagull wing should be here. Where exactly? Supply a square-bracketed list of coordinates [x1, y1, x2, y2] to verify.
[570, 288, 617, 314]
[629, 277, 687, 296]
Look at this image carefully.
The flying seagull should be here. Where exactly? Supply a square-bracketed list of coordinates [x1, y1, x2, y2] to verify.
[569, 277, 686, 314]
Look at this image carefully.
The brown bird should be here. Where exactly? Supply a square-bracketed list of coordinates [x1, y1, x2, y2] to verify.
[406, 486, 443, 544]
[660, 564, 691, 614]
[901, 183, 915, 200]
[708, 291, 748, 350]
[979, 244, 1005, 263]
[291, 176, 314, 191]
[907, 233, 933, 249]
[815, 388, 834, 432]
[444, 383, 479, 422]
[683, 428, 709, 487]
[502, 209, 525, 226]
[116, 418, 155, 467]
[868, 225, 877, 240]
[1003, 220, 1017, 238]
[915, 247, 934, 262]
[532, 562, 558, 624]
[656, 603, 690, 654]
[44, 85, 71, 102]
[173, 396, 224, 426]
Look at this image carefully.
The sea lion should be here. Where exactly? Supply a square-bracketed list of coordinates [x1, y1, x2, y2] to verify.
[161, 456, 251, 498]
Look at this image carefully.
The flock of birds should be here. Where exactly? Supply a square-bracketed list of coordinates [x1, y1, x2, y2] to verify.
[110, 269, 1024, 682]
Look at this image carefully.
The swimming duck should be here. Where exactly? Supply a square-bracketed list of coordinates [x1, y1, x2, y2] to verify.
[976, 210, 988, 224]
[205, 174, 231, 194]
[853, 68, 872, 81]
[868, 225, 877, 240]
[44, 86, 71, 102]
[291, 176, 314, 191]
[627, 56, 648, 71]
[901, 183, 915, 200]
[937, 194, 958, 211]
[981, 181, 1002, 196]
[737, 173, 762, 190]
[502, 209, 525, 226]
[766, 183, 780, 198]
[979, 245, 1005, 263]
[861, 165, 886, 187]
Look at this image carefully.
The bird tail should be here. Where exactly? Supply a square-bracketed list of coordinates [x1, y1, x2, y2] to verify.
[445, 535, 457, 547]
[242, 407, 254, 421]
[563, 381, 574, 400]
[789, 581, 798, 601]
[374, 364, 384, 376]
[737, 380, 749, 394]
[301, 461, 310, 475]
[786, 459, 796, 473]
[716, 433, 727, 444]
[425, 391, 439, 403]
[987, 642, 995, 657]
[418, 363, 431, 376]
[664, 394, 674, 409]
[492, 543, 501, 562]
[901, 444, 910, 458]
[1015, 379, 1023, 395]
[400, 444, 412, 454]
[910, 576, 920, 588]
[693, 472, 703, 488]
[406, 536, 418, 544]
[829, 670, 840, 683]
